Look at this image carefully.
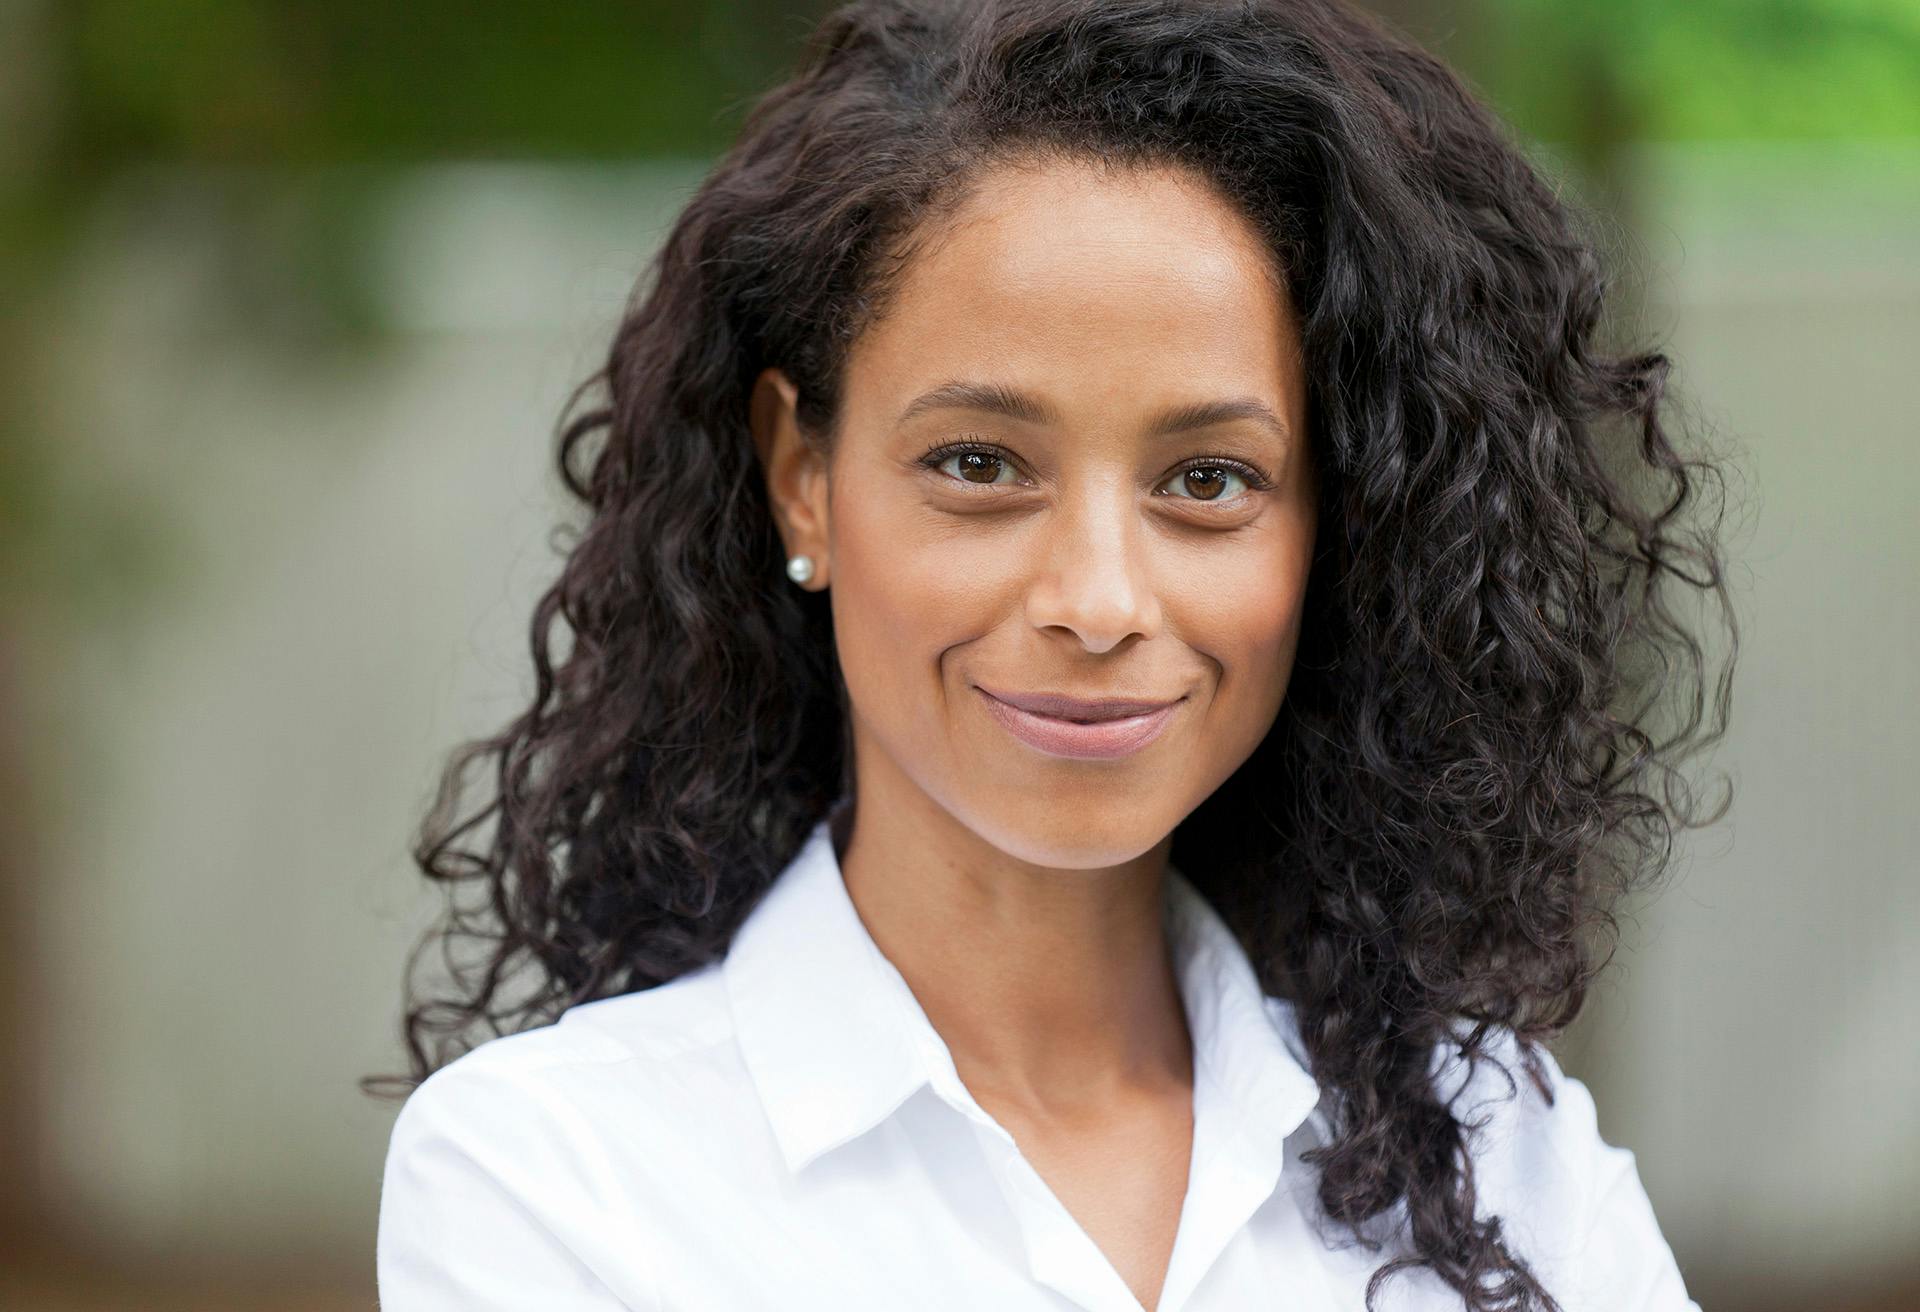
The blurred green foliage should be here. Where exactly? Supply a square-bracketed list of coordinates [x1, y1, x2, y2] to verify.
[55, 0, 841, 166]
[27, 0, 1920, 175]
[1471, 0, 1920, 144]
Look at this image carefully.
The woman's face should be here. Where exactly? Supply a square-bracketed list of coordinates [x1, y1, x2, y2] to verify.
[755, 156, 1316, 868]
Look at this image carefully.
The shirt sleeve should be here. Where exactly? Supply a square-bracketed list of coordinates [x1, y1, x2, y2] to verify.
[1448, 1030, 1702, 1312]
[1549, 1056, 1701, 1312]
[376, 1056, 653, 1311]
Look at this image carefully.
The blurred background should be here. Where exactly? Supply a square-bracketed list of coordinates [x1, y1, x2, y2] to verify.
[2, 1, 1915, 1308]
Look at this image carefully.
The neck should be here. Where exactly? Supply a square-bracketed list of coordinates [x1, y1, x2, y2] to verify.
[834, 778, 1194, 1119]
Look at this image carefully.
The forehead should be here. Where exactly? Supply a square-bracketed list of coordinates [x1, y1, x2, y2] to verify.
[846, 157, 1301, 419]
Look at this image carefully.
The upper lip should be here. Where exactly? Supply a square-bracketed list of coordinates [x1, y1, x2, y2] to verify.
[976, 685, 1185, 722]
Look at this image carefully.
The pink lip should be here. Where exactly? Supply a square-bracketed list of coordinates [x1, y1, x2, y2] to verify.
[975, 686, 1184, 760]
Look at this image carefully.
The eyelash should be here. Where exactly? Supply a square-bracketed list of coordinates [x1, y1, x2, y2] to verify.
[916, 439, 1277, 498]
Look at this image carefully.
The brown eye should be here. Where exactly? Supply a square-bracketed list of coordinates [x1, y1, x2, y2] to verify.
[1182, 467, 1230, 500]
[921, 441, 1021, 487]
[1160, 462, 1256, 502]
[954, 450, 1005, 484]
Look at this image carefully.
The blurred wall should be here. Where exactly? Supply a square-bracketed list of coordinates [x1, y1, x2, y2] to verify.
[12, 159, 710, 1276]
[1555, 141, 1920, 1304]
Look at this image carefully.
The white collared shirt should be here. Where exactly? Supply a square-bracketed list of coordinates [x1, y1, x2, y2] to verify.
[377, 806, 1699, 1311]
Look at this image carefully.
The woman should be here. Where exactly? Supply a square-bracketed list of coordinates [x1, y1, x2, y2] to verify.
[372, 1, 1735, 1309]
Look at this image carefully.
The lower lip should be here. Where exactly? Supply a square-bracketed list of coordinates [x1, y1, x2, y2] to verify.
[976, 688, 1183, 760]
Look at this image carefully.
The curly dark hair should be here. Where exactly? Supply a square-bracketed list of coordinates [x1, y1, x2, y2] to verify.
[368, 2, 1737, 1309]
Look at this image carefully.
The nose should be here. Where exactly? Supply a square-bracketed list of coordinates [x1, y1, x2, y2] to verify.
[1022, 481, 1164, 654]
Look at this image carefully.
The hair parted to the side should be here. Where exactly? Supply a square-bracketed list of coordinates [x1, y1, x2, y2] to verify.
[366, 3, 1737, 1309]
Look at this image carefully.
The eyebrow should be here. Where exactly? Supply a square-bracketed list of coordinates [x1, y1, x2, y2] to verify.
[895, 380, 1293, 446]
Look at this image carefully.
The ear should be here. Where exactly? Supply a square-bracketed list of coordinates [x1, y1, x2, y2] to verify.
[749, 366, 831, 588]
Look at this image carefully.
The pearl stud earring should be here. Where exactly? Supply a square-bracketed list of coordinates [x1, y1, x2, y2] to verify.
[786, 554, 815, 585]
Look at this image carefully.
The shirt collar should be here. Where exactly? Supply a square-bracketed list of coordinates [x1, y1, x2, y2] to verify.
[723, 799, 1324, 1177]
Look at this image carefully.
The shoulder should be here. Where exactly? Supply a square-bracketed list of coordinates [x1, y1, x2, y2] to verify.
[376, 965, 742, 1309]
[379, 964, 747, 1225]
[1433, 1025, 1700, 1311]
[385, 962, 737, 1158]
[1434, 1025, 1596, 1184]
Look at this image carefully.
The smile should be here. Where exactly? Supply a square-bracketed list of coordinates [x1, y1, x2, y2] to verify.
[974, 686, 1184, 760]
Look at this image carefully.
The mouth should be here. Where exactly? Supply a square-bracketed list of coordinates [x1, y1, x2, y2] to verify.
[973, 685, 1186, 760]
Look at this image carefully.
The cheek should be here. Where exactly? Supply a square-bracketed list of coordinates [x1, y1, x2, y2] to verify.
[825, 492, 999, 724]
[1168, 521, 1313, 717]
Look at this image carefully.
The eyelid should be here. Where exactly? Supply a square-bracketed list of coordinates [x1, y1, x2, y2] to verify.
[915, 438, 1275, 499]
[1164, 455, 1275, 494]
[918, 438, 1025, 475]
